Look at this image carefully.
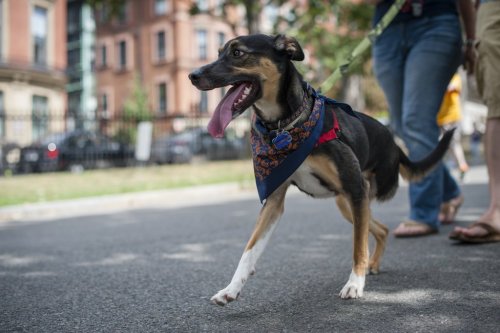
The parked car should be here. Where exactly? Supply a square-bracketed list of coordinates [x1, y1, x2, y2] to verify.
[150, 128, 245, 164]
[150, 131, 193, 164]
[18, 130, 134, 173]
[0, 141, 21, 175]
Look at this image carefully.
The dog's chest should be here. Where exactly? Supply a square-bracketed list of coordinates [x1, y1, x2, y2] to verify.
[290, 163, 337, 198]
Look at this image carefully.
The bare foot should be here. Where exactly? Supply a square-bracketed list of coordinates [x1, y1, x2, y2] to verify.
[454, 207, 500, 238]
[439, 195, 464, 225]
[393, 220, 437, 238]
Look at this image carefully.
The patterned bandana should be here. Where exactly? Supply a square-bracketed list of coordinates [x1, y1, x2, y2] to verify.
[251, 89, 356, 203]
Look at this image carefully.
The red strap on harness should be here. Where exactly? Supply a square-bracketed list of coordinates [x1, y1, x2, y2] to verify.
[317, 110, 340, 145]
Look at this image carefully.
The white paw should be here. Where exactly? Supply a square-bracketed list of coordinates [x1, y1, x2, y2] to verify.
[210, 285, 241, 306]
[339, 271, 365, 299]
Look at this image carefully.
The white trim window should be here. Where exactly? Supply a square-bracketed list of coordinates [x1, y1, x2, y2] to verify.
[157, 82, 167, 114]
[196, 29, 208, 61]
[117, 40, 127, 70]
[217, 31, 225, 48]
[156, 30, 166, 61]
[32, 5, 48, 66]
[100, 44, 107, 67]
[200, 91, 208, 114]
[100, 92, 109, 118]
[154, 0, 169, 15]
[32, 95, 49, 140]
[196, 0, 208, 12]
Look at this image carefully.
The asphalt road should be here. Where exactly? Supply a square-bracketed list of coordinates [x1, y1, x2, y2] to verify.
[1, 180, 499, 332]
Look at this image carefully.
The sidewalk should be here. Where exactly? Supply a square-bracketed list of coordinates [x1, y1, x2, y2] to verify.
[0, 164, 488, 224]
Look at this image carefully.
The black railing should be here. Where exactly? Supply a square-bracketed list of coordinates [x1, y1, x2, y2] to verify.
[0, 113, 248, 175]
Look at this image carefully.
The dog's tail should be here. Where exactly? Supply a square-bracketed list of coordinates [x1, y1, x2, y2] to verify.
[398, 128, 455, 182]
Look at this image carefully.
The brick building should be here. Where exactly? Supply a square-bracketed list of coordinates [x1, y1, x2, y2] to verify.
[94, 0, 245, 134]
[0, 0, 67, 145]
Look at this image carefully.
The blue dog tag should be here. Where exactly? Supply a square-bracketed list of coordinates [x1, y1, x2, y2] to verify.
[272, 130, 292, 150]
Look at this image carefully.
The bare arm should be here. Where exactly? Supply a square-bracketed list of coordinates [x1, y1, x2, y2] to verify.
[458, 0, 477, 74]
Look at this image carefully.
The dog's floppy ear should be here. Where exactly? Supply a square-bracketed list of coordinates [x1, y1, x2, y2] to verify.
[274, 35, 305, 61]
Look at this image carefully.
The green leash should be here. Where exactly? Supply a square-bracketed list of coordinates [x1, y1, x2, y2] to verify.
[318, 0, 407, 93]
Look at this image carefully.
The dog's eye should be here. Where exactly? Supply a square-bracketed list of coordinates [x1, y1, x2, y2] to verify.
[232, 49, 244, 58]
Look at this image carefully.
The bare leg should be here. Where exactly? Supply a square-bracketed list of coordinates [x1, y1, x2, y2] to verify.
[210, 184, 289, 305]
[450, 135, 469, 173]
[453, 118, 500, 237]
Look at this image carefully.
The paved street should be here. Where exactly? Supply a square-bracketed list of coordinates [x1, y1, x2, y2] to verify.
[1, 168, 499, 332]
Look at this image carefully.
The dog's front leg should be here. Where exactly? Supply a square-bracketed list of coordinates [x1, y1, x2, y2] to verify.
[339, 196, 370, 299]
[211, 184, 289, 306]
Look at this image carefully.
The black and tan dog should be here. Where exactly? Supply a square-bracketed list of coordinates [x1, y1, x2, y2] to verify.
[189, 34, 453, 306]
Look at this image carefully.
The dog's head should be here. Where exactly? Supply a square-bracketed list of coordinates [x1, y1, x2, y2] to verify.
[188, 34, 305, 137]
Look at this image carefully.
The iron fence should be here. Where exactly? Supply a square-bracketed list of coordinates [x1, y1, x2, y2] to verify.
[0, 113, 249, 175]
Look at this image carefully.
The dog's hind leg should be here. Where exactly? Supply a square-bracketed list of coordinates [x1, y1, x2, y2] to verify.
[210, 184, 289, 306]
[366, 218, 388, 274]
[335, 195, 388, 275]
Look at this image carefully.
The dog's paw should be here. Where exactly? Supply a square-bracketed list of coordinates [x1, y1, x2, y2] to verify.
[339, 282, 363, 299]
[368, 261, 380, 275]
[339, 271, 365, 299]
[210, 287, 240, 306]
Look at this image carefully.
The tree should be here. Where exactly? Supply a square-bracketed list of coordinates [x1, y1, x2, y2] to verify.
[85, 0, 127, 20]
[116, 74, 152, 145]
[123, 74, 151, 122]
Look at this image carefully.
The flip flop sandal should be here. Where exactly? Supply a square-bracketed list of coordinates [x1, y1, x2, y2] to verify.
[393, 221, 438, 238]
[439, 195, 464, 225]
[452, 222, 500, 244]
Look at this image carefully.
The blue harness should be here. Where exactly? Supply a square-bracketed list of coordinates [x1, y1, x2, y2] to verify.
[251, 88, 357, 203]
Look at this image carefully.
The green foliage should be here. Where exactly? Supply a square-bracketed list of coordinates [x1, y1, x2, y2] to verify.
[85, 0, 127, 21]
[282, 1, 374, 91]
[123, 75, 151, 122]
[118, 75, 151, 145]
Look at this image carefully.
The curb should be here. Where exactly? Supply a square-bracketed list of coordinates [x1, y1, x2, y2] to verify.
[0, 183, 257, 224]
[0, 165, 487, 225]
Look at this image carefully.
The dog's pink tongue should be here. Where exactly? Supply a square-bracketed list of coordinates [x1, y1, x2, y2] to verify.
[208, 84, 247, 138]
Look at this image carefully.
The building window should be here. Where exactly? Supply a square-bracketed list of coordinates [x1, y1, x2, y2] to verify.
[32, 95, 48, 141]
[68, 48, 80, 69]
[158, 83, 167, 113]
[67, 1, 81, 36]
[32, 6, 48, 66]
[154, 0, 168, 15]
[157, 31, 166, 61]
[0, 91, 4, 139]
[196, 30, 208, 61]
[101, 93, 108, 112]
[118, 40, 127, 70]
[196, 0, 208, 12]
[217, 32, 225, 48]
[214, 0, 224, 16]
[100, 44, 107, 67]
[100, 93, 109, 118]
[200, 91, 208, 114]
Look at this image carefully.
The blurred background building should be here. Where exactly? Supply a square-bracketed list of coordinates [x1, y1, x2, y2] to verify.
[0, 0, 67, 145]
[94, 0, 245, 134]
[0, 0, 487, 174]
[67, 0, 96, 130]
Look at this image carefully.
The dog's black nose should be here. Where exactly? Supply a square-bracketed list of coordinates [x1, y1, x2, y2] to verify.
[188, 69, 202, 82]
